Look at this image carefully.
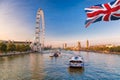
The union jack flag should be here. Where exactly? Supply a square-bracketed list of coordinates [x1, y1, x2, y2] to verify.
[85, 0, 120, 28]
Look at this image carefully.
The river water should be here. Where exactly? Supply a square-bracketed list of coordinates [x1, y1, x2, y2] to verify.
[0, 51, 120, 80]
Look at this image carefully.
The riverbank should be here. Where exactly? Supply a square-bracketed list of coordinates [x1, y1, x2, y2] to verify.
[0, 51, 31, 57]
[82, 50, 120, 55]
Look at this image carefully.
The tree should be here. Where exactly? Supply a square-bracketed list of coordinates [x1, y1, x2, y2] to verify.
[16, 45, 21, 52]
[0, 42, 7, 53]
[16, 44, 31, 52]
[16, 44, 25, 52]
[25, 45, 31, 51]
[21, 44, 26, 51]
[7, 43, 16, 52]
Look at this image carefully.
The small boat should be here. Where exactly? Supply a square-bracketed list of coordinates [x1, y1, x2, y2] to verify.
[69, 56, 84, 68]
[53, 53, 59, 57]
[49, 50, 60, 57]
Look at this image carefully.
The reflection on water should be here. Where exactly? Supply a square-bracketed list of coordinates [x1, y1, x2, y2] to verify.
[0, 51, 120, 80]
[0, 54, 29, 80]
[29, 53, 45, 80]
[68, 67, 84, 75]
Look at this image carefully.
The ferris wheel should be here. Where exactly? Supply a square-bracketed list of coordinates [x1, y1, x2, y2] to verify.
[32, 8, 45, 52]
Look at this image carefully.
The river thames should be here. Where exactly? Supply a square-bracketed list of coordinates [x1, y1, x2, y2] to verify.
[0, 51, 120, 80]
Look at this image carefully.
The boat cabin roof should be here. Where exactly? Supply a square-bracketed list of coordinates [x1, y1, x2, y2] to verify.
[69, 56, 83, 62]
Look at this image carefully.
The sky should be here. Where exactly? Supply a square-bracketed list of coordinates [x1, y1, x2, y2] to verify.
[0, 0, 120, 47]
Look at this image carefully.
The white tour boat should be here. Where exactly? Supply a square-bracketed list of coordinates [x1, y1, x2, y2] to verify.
[69, 56, 84, 68]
